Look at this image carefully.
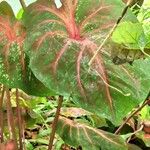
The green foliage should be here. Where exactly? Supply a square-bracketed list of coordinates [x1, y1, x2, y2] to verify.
[0, 0, 150, 149]
[57, 117, 128, 150]
[111, 21, 145, 49]
[0, 1, 54, 96]
[22, 0, 150, 125]
[140, 105, 150, 121]
[16, 8, 24, 20]
[138, 6, 150, 47]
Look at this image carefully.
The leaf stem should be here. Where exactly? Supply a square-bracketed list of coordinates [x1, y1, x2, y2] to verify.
[19, 0, 26, 10]
[115, 98, 150, 134]
[0, 85, 5, 143]
[16, 89, 23, 150]
[48, 96, 63, 150]
[6, 88, 18, 149]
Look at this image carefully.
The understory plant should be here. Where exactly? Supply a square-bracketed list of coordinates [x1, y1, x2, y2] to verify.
[0, 0, 150, 150]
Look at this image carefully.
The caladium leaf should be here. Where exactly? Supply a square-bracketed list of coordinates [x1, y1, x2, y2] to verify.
[0, 1, 53, 96]
[24, 0, 150, 124]
[56, 116, 128, 150]
[0, 1, 14, 17]
[0, 1, 26, 87]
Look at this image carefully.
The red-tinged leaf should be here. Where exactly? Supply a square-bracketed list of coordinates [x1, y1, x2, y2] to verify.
[23, 0, 150, 124]
[56, 116, 128, 150]
[0, 1, 54, 96]
[0, 1, 26, 87]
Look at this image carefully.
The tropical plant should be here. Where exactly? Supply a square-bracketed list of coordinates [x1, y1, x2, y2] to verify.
[0, 0, 149, 150]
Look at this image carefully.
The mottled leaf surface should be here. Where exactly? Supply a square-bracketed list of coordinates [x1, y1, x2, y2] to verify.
[56, 117, 128, 150]
[0, 1, 53, 96]
[24, 0, 150, 124]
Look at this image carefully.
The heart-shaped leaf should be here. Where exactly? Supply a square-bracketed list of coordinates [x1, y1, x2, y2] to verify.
[0, 1, 26, 87]
[0, 1, 53, 96]
[23, 0, 150, 124]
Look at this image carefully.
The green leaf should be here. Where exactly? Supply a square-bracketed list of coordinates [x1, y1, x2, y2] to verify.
[0, 1, 15, 17]
[34, 146, 47, 150]
[60, 107, 92, 118]
[16, 8, 24, 20]
[23, 0, 150, 125]
[38, 128, 51, 138]
[56, 117, 128, 150]
[29, 139, 49, 145]
[138, 7, 150, 48]
[136, 131, 150, 147]
[60, 107, 107, 127]
[0, 1, 25, 88]
[0, 1, 53, 96]
[111, 21, 145, 49]
[110, 12, 150, 64]
[140, 105, 150, 121]
[25, 140, 34, 150]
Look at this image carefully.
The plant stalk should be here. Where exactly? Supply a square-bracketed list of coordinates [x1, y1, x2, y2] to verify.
[48, 96, 63, 150]
[6, 88, 18, 150]
[19, 0, 26, 10]
[16, 89, 23, 150]
[0, 86, 5, 143]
